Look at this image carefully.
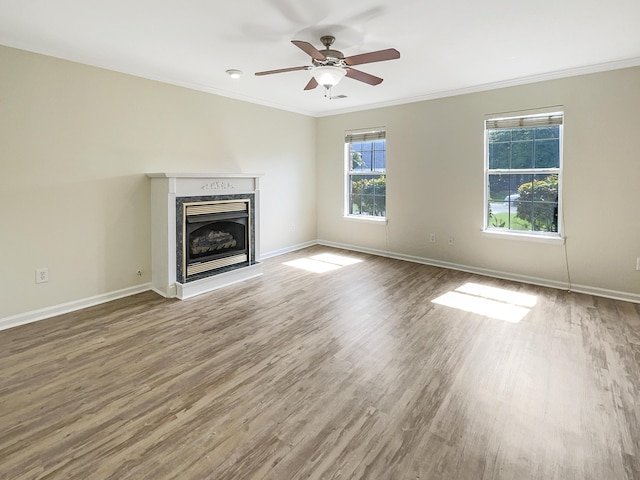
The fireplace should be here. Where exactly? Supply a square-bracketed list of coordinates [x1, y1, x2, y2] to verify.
[176, 195, 255, 283]
[148, 173, 262, 299]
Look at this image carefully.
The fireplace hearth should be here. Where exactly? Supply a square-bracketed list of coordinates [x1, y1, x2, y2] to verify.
[148, 173, 262, 299]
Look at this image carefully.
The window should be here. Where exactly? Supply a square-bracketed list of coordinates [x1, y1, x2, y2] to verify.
[485, 112, 563, 237]
[345, 129, 386, 218]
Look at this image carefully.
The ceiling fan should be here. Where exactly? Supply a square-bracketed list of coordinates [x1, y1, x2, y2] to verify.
[255, 35, 400, 94]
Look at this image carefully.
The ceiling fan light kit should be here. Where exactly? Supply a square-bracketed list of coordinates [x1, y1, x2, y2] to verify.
[312, 65, 346, 88]
[255, 35, 400, 97]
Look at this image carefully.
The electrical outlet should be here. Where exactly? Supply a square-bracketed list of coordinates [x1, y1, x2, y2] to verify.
[636, 257, 640, 271]
[35, 267, 49, 284]
[429, 233, 436, 243]
[448, 237, 455, 246]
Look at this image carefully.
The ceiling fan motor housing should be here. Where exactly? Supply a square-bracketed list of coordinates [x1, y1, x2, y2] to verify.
[314, 51, 344, 66]
[317, 35, 344, 65]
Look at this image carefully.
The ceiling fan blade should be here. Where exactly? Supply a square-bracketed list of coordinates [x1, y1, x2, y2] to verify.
[304, 77, 318, 90]
[344, 48, 400, 66]
[346, 68, 383, 86]
[291, 40, 326, 61]
[255, 66, 309, 76]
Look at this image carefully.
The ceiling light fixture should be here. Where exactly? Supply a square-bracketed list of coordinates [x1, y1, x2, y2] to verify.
[225, 69, 243, 79]
[312, 65, 346, 88]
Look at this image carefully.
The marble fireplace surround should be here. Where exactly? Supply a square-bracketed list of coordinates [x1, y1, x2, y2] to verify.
[147, 173, 262, 299]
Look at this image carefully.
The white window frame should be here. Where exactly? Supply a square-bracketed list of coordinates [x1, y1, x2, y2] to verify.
[483, 111, 564, 241]
[344, 128, 387, 221]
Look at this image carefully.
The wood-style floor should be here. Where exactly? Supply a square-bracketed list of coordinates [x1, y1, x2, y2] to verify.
[1, 246, 639, 480]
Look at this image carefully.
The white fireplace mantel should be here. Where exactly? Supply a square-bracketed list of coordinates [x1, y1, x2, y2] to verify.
[147, 173, 262, 299]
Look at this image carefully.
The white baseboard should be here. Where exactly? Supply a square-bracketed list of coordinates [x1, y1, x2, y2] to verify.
[0, 283, 152, 332]
[318, 239, 640, 304]
[564, 285, 640, 304]
[3, 238, 638, 333]
[261, 240, 318, 260]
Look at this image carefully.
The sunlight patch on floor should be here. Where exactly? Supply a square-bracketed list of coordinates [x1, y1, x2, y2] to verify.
[283, 253, 363, 273]
[455, 283, 537, 308]
[432, 282, 537, 323]
[310, 253, 363, 266]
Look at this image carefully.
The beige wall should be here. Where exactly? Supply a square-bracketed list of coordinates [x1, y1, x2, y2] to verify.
[317, 67, 640, 298]
[0, 46, 317, 318]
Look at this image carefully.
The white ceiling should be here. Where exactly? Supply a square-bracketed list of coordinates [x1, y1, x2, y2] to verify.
[1, 0, 639, 117]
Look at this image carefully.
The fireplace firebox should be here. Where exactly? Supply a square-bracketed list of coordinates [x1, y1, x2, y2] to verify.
[176, 195, 255, 283]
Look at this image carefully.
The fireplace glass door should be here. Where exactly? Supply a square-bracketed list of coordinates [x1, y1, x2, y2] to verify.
[181, 199, 252, 281]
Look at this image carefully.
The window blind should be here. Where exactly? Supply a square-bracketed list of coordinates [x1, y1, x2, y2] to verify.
[485, 112, 563, 130]
[345, 130, 386, 143]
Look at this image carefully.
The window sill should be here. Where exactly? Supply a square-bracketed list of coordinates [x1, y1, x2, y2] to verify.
[481, 229, 565, 245]
[343, 215, 388, 224]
